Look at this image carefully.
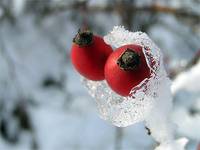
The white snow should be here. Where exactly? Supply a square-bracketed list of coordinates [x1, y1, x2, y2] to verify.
[155, 138, 188, 150]
[171, 61, 200, 140]
[171, 61, 200, 93]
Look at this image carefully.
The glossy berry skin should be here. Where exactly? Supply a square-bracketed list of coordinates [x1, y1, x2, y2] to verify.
[71, 34, 113, 81]
[104, 44, 151, 96]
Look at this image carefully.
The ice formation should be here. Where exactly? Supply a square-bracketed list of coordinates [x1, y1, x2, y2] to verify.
[82, 26, 188, 150]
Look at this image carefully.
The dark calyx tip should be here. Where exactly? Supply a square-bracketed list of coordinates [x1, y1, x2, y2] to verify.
[117, 48, 140, 71]
[73, 29, 93, 46]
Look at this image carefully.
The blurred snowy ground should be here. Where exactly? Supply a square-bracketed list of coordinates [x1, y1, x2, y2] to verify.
[0, 0, 200, 150]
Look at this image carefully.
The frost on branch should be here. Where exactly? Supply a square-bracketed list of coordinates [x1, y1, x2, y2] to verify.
[82, 26, 188, 150]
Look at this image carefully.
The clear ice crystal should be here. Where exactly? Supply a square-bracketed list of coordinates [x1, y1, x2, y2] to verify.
[82, 26, 168, 127]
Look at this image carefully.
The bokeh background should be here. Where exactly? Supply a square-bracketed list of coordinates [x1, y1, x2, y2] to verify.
[0, 0, 200, 150]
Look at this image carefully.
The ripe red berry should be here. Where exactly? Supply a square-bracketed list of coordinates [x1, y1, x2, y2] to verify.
[104, 44, 151, 96]
[71, 29, 113, 81]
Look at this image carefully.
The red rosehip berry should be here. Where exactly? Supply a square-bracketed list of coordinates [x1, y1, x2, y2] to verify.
[104, 44, 151, 96]
[71, 29, 113, 81]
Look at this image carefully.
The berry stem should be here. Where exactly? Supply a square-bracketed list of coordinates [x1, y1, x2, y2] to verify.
[117, 48, 140, 71]
[73, 29, 93, 46]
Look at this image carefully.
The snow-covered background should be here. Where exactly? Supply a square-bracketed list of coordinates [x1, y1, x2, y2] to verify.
[0, 0, 200, 150]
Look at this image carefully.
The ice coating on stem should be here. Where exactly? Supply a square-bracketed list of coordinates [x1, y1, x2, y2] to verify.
[82, 26, 188, 150]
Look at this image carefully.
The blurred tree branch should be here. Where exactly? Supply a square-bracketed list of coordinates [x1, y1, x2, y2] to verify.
[32, 2, 200, 22]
